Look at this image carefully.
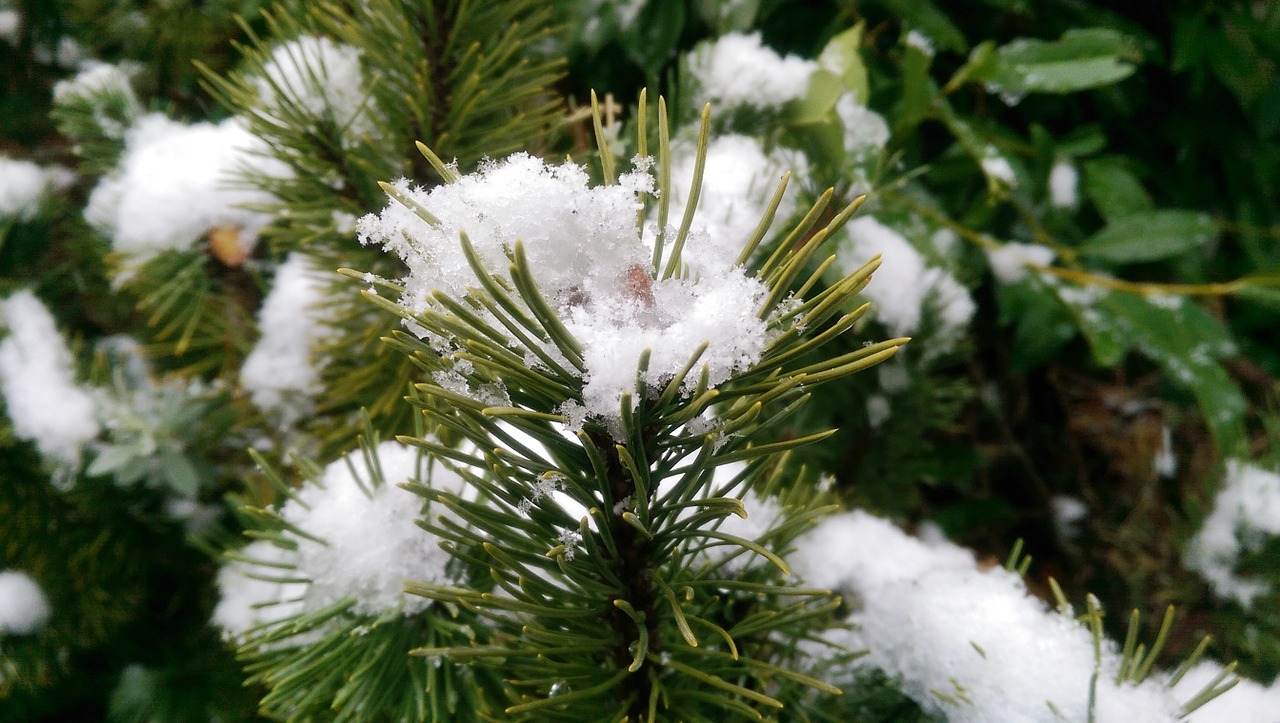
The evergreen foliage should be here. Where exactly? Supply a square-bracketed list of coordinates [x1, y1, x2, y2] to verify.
[1, 0, 1278, 720]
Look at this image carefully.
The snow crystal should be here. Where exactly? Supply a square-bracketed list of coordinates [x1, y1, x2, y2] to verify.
[835, 95, 889, 159]
[986, 242, 1056, 284]
[687, 32, 817, 112]
[981, 148, 1017, 188]
[84, 114, 287, 264]
[835, 216, 975, 342]
[518, 472, 566, 516]
[1173, 660, 1280, 722]
[0, 157, 72, 221]
[240, 254, 336, 424]
[1184, 460, 1280, 606]
[557, 528, 583, 561]
[666, 134, 807, 256]
[791, 510, 1183, 722]
[0, 570, 51, 635]
[0, 291, 100, 471]
[359, 153, 773, 427]
[284, 441, 468, 617]
[1049, 159, 1078, 209]
[256, 36, 375, 146]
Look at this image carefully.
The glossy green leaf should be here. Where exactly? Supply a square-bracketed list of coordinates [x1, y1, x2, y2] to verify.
[1050, 284, 1246, 452]
[973, 29, 1138, 97]
[815, 23, 868, 103]
[1077, 210, 1216, 263]
[87, 444, 138, 479]
[898, 38, 936, 130]
[1083, 158, 1153, 222]
[787, 69, 846, 125]
[997, 277, 1077, 371]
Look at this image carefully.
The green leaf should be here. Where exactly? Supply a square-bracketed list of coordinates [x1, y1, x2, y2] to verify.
[815, 23, 868, 103]
[897, 37, 936, 130]
[1049, 284, 1246, 452]
[1051, 282, 1128, 366]
[1236, 272, 1280, 310]
[618, 1, 686, 78]
[974, 29, 1138, 98]
[1171, 13, 1209, 73]
[159, 448, 201, 497]
[1083, 158, 1153, 222]
[1180, 362, 1249, 456]
[694, 0, 759, 33]
[997, 279, 1077, 371]
[787, 69, 846, 125]
[1077, 211, 1216, 263]
[1056, 125, 1108, 157]
[1205, 21, 1269, 111]
[87, 444, 138, 479]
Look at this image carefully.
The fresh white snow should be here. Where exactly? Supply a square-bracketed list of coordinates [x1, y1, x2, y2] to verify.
[687, 32, 817, 112]
[240, 253, 336, 423]
[84, 114, 288, 265]
[0, 290, 100, 471]
[0, 570, 52, 635]
[1184, 460, 1280, 606]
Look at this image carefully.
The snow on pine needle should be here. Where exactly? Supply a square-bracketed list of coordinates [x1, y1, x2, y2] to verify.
[357, 151, 776, 427]
[214, 440, 471, 641]
[0, 290, 100, 474]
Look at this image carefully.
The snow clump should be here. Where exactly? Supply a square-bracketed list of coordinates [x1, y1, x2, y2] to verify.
[834, 216, 975, 344]
[1049, 159, 1079, 208]
[359, 152, 776, 427]
[687, 32, 817, 112]
[212, 539, 307, 640]
[986, 242, 1056, 284]
[0, 291, 101, 472]
[1184, 460, 1280, 607]
[84, 114, 288, 265]
[0, 570, 52, 635]
[981, 147, 1017, 188]
[834, 95, 890, 160]
[240, 253, 337, 424]
[0, 7, 19, 45]
[1172, 660, 1280, 722]
[213, 441, 470, 636]
[255, 36, 375, 145]
[0, 157, 74, 221]
[791, 510, 1185, 721]
[666, 134, 807, 255]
